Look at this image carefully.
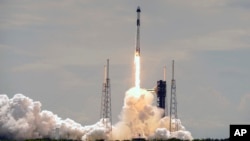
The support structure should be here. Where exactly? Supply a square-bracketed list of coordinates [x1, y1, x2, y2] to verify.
[100, 59, 112, 131]
[164, 66, 168, 116]
[156, 80, 167, 117]
[156, 66, 168, 117]
[170, 60, 178, 132]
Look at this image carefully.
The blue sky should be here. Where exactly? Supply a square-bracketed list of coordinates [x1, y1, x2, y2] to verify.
[1, 0, 250, 139]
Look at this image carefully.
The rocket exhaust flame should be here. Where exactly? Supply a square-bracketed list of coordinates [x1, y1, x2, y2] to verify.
[134, 54, 140, 93]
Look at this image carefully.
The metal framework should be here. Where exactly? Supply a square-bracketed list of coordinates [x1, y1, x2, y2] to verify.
[164, 66, 168, 117]
[100, 59, 112, 131]
[156, 66, 168, 117]
[156, 79, 167, 117]
[170, 60, 178, 132]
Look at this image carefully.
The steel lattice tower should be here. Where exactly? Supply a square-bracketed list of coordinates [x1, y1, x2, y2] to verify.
[164, 66, 168, 117]
[100, 59, 112, 131]
[170, 60, 178, 132]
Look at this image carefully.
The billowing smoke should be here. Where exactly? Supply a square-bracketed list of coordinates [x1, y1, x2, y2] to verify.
[111, 87, 193, 140]
[0, 94, 108, 140]
[0, 88, 192, 140]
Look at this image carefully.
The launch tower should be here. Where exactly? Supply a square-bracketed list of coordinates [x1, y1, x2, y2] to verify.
[100, 59, 112, 131]
[156, 66, 167, 117]
[170, 60, 178, 132]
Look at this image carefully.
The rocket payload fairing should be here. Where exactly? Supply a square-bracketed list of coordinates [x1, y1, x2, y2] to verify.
[135, 6, 141, 56]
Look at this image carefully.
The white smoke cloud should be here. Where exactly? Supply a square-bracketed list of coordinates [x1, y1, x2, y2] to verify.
[0, 87, 193, 140]
[0, 94, 108, 140]
[111, 87, 193, 140]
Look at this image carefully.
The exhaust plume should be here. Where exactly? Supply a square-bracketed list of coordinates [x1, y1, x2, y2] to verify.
[111, 87, 193, 140]
[0, 89, 192, 140]
[134, 55, 141, 93]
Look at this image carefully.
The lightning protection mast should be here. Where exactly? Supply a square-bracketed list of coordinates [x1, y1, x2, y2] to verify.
[170, 60, 178, 132]
[100, 59, 112, 132]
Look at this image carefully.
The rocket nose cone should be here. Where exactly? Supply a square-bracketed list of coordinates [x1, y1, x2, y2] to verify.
[137, 6, 141, 12]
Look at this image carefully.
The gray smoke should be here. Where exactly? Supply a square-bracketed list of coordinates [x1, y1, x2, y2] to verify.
[0, 88, 192, 140]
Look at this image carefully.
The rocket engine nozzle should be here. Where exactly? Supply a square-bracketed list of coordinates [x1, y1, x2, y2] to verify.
[135, 48, 140, 56]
